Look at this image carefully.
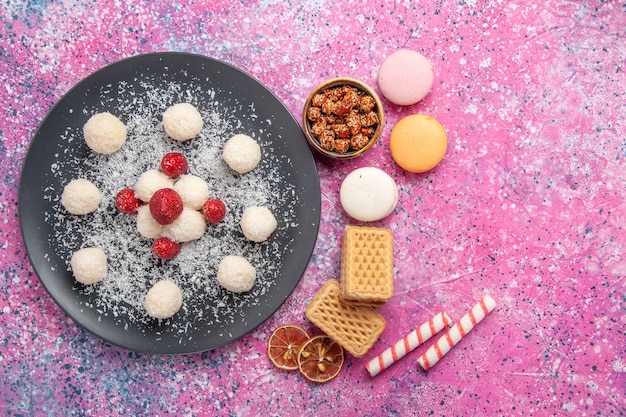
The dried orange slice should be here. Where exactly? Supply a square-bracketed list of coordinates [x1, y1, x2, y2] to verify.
[297, 335, 344, 383]
[267, 324, 310, 370]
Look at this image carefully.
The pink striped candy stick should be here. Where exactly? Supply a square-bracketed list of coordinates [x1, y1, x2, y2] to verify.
[417, 294, 496, 370]
[366, 311, 452, 377]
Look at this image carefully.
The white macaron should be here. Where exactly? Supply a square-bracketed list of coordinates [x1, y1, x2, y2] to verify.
[339, 167, 398, 222]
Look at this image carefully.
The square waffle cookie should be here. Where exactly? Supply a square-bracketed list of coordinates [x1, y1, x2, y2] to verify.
[340, 226, 394, 306]
[305, 279, 386, 358]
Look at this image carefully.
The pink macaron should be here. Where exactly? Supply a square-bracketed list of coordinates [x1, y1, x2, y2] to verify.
[377, 49, 434, 106]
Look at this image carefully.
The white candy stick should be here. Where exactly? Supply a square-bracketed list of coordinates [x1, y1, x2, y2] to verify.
[366, 311, 451, 377]
[417, 294, 496, 370]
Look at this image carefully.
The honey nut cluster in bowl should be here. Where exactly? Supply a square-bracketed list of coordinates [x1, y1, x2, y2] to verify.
[302, 78, 384, 159]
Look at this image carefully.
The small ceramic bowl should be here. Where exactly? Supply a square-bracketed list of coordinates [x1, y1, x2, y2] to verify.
[302, 77, 384, 159]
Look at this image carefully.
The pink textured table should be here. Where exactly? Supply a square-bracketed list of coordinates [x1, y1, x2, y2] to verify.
[1, 1, 625, 415]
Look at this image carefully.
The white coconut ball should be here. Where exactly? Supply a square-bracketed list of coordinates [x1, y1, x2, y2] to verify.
[162, 207, 206, 243]
[61, 178, 102, 215]
[162, 103, 203, 141]
[144, 280, 183, 319]
[83, 112, 127, 154]
[70, 247, 107, 285]
[222, 134, 261, 174]
[173, 174, 210, 210]
[134, 169, 174, 203]
[240, 206, 277, 242]
[136, 205, 163, 239]
[217, 255, 257, 293]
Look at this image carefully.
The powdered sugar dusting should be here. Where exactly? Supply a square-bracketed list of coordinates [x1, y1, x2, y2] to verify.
[44, 71, 301, 338]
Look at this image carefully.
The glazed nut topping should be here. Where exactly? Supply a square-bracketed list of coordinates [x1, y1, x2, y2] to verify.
[307, 84, 379, 153]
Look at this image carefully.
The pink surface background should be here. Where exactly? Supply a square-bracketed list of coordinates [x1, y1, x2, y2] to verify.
[1, 0, 625, 415]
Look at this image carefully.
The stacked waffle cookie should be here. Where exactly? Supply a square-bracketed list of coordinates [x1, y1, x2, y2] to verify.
[340, 226, 394, 306]
[306, 279, 386, 358]
[305, 226, 393, 357]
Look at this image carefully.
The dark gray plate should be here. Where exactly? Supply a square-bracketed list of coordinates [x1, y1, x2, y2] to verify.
[18, 52, 320, 354]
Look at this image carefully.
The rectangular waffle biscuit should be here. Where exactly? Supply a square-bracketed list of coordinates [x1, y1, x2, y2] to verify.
[305, 279, 386, 358]
[340, 226, 394, 306]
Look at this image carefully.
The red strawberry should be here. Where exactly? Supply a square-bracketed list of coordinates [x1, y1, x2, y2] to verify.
[152, 237, 181, 260]
[149, 188, 183, 225]
[115, 188, 142, 214]
[202, 199, 226, 224]
[160, 152, 188, 177]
